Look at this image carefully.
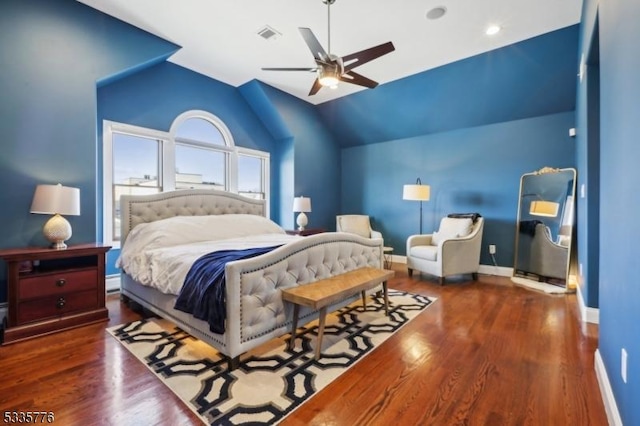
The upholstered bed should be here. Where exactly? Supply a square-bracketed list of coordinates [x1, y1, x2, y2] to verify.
[118, 189, 383, 368]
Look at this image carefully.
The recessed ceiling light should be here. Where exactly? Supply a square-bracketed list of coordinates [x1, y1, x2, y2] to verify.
[426, 6, 447, 20]
[486, 25, 501, 35]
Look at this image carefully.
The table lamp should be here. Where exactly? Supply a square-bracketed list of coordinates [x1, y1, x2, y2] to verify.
[293, 196, 311, 231]
[30, 183, 80, 249]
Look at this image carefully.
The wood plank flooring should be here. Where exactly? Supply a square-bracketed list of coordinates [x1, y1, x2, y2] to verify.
[0, 265, 608, 425]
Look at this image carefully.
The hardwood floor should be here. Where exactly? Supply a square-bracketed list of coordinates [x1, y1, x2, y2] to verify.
[0, 266, 608, 426]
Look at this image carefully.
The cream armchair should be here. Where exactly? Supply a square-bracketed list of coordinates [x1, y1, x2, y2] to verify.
[336, 215, 383, 242]
[406, 216, 484, 285]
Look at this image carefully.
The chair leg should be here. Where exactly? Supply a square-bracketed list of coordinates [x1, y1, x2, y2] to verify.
[439, 277, 445, 285]
[407, 268, 413, 277]
[472, 272, 478, 281]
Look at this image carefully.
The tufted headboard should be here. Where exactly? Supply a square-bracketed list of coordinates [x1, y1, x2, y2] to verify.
[120, 189, 266, 243]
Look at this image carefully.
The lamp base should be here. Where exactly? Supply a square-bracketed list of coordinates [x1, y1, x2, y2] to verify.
[296, 212, 308, 231]
[43, 214, 72, 250]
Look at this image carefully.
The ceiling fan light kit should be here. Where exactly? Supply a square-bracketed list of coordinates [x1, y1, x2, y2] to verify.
[261, 0, 395, 96]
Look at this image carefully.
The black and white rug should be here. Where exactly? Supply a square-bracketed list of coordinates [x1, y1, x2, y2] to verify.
[107, 290, 434, 425]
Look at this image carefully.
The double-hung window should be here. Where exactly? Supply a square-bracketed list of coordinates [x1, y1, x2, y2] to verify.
[103, 110, 269, 248]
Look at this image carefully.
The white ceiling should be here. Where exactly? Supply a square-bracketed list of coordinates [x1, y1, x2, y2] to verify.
[78, 0, 583, 105]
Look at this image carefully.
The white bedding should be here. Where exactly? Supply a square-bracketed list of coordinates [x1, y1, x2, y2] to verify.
[117, 214, 300, 294]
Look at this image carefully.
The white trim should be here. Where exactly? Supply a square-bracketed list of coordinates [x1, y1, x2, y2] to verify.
[103, 120, 169, 249]
[576, 283, 600, 324]
[0, 302, 7, 327]
[106, 275, 121, 293]
[392, 255, 512, 277]
[595, 349, 623, 426]
[478, 264, 513, 277]
[238, 147, 271, 219]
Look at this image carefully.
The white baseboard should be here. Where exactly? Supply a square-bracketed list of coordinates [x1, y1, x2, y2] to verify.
[576, 283, 600, 324]
[478, 264, 513, 277]
[390, 255, 512, 277]
[0, 302, 6, 327]
[106, 275, 121, 293]
[595, 349, 623, 426]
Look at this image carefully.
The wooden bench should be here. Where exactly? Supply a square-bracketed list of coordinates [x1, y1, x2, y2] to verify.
[281, 266, 395, 360]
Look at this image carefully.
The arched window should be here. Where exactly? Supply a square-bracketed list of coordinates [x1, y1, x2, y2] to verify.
[103, 110, 269, 247]
[169, 111, 236, 192]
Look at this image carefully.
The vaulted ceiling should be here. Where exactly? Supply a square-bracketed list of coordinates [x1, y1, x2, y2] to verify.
[78, 0, 582, 105]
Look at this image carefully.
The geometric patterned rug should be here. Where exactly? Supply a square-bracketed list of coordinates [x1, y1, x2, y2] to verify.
[107, 290, 434, 425]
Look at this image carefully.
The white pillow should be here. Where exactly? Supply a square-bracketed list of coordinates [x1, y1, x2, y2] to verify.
[431, 217, 474, 245]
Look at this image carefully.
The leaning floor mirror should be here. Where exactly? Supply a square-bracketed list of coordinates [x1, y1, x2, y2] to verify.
[511, 167, 576, 293]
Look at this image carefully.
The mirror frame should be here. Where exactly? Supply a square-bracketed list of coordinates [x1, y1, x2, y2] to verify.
[511, 166, 577, 292]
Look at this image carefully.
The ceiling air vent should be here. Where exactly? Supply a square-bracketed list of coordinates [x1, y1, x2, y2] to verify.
[257, 25, 281, 41]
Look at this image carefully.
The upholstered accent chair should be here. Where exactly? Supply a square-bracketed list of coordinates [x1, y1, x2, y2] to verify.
[406, 215, 484, 285]
[336, 215, 383, 242]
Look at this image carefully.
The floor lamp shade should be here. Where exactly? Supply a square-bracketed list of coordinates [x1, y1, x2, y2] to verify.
[30, 184, 80, 249]
[293, 196, 311, 231]
[402, 184, 431, 201]
[403, 179, 431, 234]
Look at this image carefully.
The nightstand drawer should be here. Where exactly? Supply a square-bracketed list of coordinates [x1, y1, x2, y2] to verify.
[17, 289, 99, 324]
[18, 269, 97, 299]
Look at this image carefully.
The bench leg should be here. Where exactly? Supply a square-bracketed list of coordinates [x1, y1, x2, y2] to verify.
[315, 306, 327, 360]
[361, 290, 367, 308]
[288, 304, 300, 350]
[383, 281, 389, 316]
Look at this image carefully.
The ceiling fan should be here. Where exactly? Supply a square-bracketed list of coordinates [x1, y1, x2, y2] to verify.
[261, 0, 395, 96]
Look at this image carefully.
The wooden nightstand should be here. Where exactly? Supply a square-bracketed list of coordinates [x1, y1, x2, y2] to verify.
[285, 228, 325, 236]
[0, 243, 111, 344]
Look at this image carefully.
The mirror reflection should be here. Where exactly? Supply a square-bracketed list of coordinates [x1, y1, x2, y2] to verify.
[513, 167, 576, 288]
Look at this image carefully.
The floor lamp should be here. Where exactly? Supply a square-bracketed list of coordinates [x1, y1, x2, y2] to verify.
[403, 178, 431, 234]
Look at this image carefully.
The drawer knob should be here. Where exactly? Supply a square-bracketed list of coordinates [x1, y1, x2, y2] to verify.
[56, 297, 66, 309]
[56, 278, 66, 287]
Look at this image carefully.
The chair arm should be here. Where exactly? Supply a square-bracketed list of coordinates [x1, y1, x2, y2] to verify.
[407, 234, 434, 249]
[371, 230, 383, 241]
[439, 226, 483, 275]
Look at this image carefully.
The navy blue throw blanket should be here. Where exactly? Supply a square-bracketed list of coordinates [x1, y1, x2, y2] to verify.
[174, 245, 282, 334]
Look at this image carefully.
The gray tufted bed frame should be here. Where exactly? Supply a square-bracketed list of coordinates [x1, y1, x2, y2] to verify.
[119, 189, 383, 369]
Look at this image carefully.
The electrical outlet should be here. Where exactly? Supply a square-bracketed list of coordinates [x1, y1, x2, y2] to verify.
[489, 244, 496, 255]
[622, 348, 628, 383]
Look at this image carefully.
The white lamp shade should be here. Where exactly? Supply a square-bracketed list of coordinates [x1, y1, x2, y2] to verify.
[31, 184, 80, 216]
[529, 200, 559, 217]
[293, 196, 311, 213]
[403, 184, 431, 201]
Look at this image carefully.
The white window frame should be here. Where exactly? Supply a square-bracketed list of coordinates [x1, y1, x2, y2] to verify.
[103, 112, 270, 248]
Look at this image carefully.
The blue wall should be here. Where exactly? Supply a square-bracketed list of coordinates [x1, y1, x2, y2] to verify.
[317, 25, 579, 147]
[0, 0, 179, 298]
[341, 112, 576, 266]
[579, 0, 640, 423]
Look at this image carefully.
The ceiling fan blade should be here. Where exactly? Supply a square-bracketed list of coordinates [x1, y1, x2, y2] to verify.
[299, 27, 330, 62]
[340, 70, 379, 89]
[342, 41, 395, 72]
[262, 67, 317, 72]
[308, 78, 323, 96]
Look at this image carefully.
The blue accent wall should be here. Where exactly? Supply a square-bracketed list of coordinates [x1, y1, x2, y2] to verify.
[317, 25, 579, 146]
[0, 0, 179, 299]
[579, 0, 640, 423]
[341, 112, 576, 266]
